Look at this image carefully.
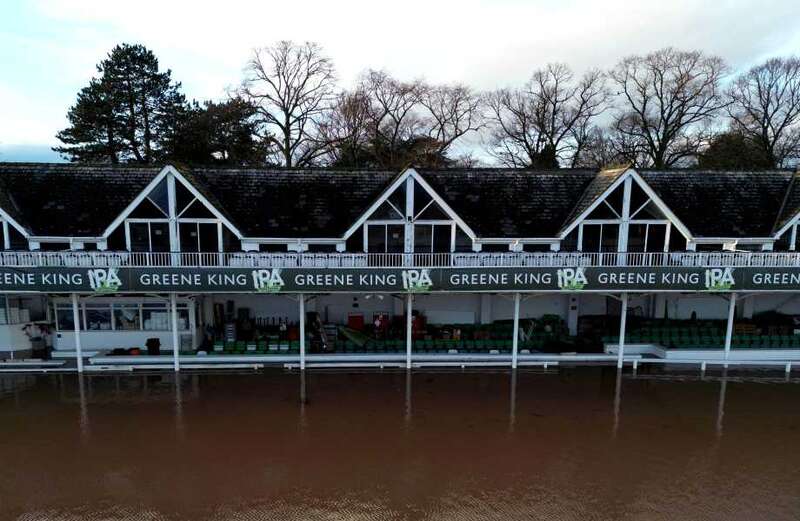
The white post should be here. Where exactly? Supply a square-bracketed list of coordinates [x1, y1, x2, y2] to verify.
[171, 293, 180, 372]
[511, 292, 521, 369]
[406, 294, 413, 369]
[724, 293, 737, 362]
[617, 293, 628, 369]
[71, 293, 83, 373]
[299, 293, 306, 370]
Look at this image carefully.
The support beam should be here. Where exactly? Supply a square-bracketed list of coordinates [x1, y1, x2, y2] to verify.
[299, 293, 306, 371]
[724, 293, 737, 362]
[171, 293, 180, 372]
[71, 293, 83, 373]
[511, 292, 521, 369]
[617, 293, 628, 369]
[406, 294, 413, 369]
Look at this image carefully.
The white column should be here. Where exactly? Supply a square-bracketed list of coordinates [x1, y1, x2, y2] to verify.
[617, 293, 628, 369]
[71, 293, 83, 373]
[724, 293, 737, 362]
[299, 293, 306, 370]
[617, 176, 633, 257]
[511, 293, 521, 369]
[406, 294, 413, 369]
[171, 293, 180, 372]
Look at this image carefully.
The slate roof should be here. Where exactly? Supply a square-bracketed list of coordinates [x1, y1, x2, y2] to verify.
[0, 163, 798, 241]
[0, 163, 162, 236]
[186, 168, 399, 237]
[639, 170, 794, 237]
[418, 168, 597, 237]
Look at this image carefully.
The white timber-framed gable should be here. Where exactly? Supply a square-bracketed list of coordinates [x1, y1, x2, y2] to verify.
[102, 166, 243, 253]
[559, 168, 693, 253]
[342, 168, 477, 254]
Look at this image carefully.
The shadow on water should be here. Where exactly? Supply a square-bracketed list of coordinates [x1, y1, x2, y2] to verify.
[1, 367, 800, 520]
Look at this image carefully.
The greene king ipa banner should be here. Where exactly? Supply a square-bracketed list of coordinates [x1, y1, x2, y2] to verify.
[1, 266, 800, 294]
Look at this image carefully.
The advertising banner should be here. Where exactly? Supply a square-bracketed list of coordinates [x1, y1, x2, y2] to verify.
[0, 265, 799, 294]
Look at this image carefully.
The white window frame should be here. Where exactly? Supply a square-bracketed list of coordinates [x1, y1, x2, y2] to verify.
[124, 218, 170, 252]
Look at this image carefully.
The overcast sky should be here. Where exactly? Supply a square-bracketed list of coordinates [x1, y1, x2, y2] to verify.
[1, 0, 799, 161]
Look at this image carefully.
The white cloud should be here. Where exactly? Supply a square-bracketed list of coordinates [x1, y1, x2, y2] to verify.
[2, 0, 799, 149]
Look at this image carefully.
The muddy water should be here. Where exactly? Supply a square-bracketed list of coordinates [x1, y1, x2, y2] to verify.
[1, 368, 800, 520]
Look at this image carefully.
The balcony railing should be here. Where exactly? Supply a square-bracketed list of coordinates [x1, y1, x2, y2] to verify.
[1, 251, 800, 269]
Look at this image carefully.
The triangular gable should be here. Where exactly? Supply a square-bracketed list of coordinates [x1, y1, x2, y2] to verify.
[559, 167, 693, 241]
[341, 168, 477, 240]
[772, 171, 800, 237]
[102, 165, 243, 239]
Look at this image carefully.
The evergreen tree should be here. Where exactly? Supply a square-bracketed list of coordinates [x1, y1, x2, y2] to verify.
[698, 131, 774, 169]
[167, 98, 272, 166]
[55, 43, 186, 163]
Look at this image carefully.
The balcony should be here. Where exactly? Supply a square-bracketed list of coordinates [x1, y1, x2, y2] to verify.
[1, 251, 799, 269]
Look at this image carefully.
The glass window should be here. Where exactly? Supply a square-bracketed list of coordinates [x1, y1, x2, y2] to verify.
[113, 304, 141, 331]
[56, 307, 76, 331]
[367, 224, 386, 253]
[0, 296, 7, 324]
[387, 225, 404, 253]
[148, 178, 169, 216]
[143, 304, 170, 331]
[433, 225, 451, 253]
[85, 306, 112, 331]
[150, 222, 170, 252]
[180, 222, 200, 252]
[414, 225, 432, 253]
[129, 222, 151, 251]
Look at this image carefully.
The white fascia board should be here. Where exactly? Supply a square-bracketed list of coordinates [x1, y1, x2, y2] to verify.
[101, 166, 172, 238]
[0, 207, 31, 238]
[409, 169, 477, 239]
[693, 237, 774, 244]
[166, 166, 243, 240]
[341, 168, 414, 240]
[476, 238, 559, 244]
[628, 170, 694, 241]
[246, 237, 344, 244]
[773, 212, 800, 238]
[558, 170, 631, 239]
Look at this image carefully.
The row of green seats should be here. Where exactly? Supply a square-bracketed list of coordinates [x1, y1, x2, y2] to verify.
[211, 340, 301, 354]
[603, 334, 800, 349]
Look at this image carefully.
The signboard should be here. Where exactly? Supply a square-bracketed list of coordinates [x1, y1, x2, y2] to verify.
[1, 265, 800, 293]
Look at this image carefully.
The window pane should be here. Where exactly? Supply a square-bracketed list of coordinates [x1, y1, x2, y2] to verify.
[180, 222, 199, 252]
[150, 222, 171, 252]
[646, 224, 667, 253]
[143, 305, 170, 331]
[600, 224, 619, 252]
[627, 224, 647, 252]
[85, 307, 112, 331]
[114, 305, 141, 331]
[56, 309, 75, 331]
[581, 225, 601, 252]
[387, 225, 404, 253]
[414, 225, 432, 253]
[367, 225, 386, 253]
[432, 225, 451, 253]
[129, 222, 150, 251]
[148, 178, 169, 215]
[198, 223, 219, 252]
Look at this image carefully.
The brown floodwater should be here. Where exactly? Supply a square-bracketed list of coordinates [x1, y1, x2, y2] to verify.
[1, 368, 800, 520]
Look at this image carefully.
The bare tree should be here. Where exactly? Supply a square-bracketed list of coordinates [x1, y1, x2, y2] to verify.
[315, 89, 373, 166]
[727, 56, 800, 168]
[419, 84, 484, 160]
[483, 63, 608, 168]
[609, 47, 728, 168]
[239, 41, 336, 167]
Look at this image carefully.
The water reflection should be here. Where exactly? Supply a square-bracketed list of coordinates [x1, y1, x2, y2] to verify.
[2, 369, 800, 520]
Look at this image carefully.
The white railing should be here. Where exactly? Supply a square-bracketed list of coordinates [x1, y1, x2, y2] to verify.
[1, 250, 800, 269]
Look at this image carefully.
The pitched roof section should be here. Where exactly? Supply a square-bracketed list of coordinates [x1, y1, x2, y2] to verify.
[639, 170, 794, 238]
[558, 167, 629, 235]
[418, 168, 596, 237]
[188, 168, 398, 237]
[0, 163, 163, 236]
[773, 171, 800, 235]
[0, 163, 797, 241]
